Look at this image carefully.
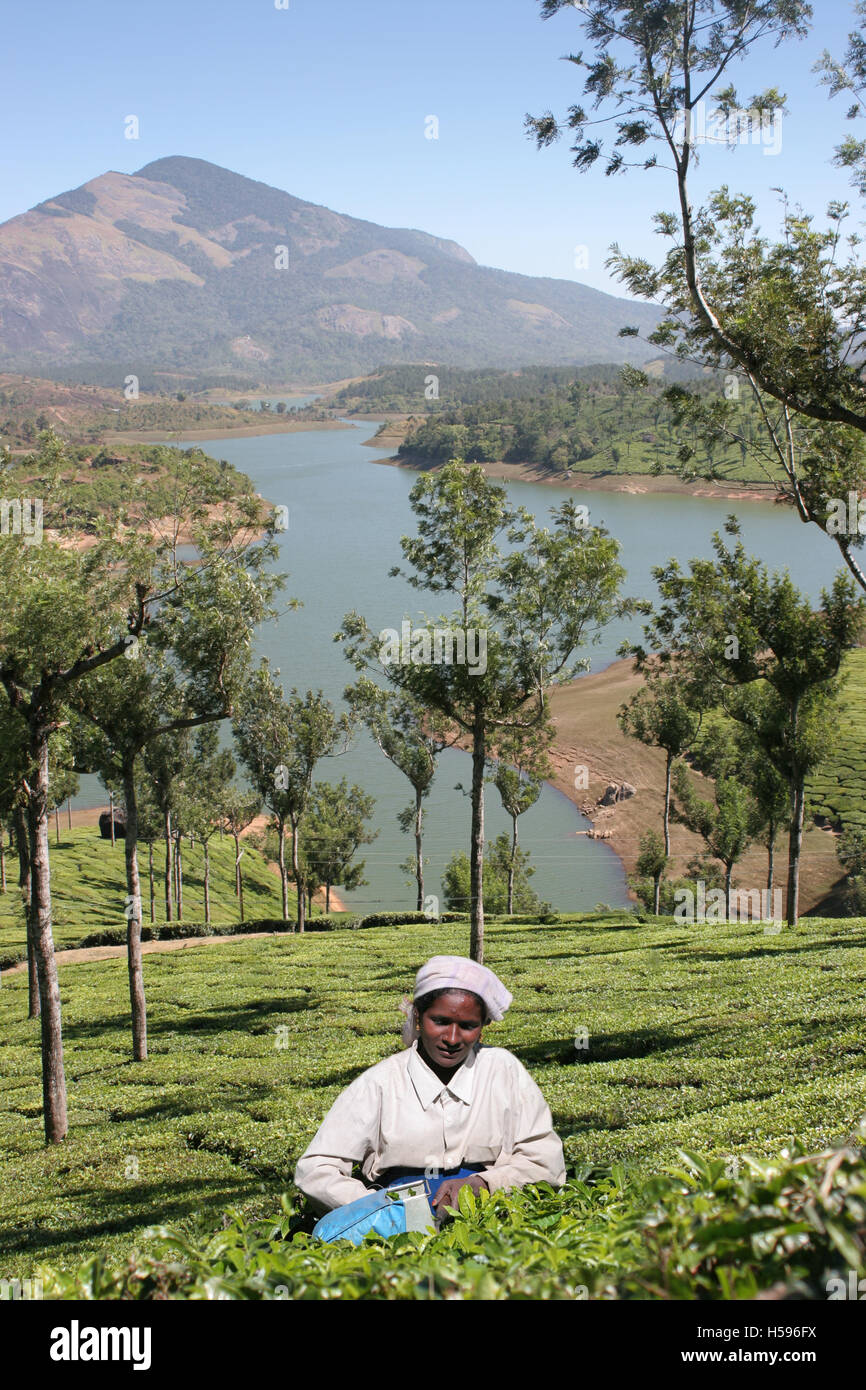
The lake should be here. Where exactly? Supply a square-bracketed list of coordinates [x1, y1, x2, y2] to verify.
[73, 410, 848, 913]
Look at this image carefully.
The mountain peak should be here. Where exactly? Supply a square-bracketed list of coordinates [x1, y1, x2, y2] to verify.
[0, 157, 659, 383]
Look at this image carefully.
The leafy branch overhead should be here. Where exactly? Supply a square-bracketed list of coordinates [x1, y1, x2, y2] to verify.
[527, 1, 866, 592]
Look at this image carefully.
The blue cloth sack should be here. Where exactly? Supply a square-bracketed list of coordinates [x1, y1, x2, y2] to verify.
[312, 1165, 482, 1246]
[312, 1187, 422, 1245]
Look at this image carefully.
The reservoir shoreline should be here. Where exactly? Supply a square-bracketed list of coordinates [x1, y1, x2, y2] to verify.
[94, 408, 839, 913]
[370, 449, 780, 506]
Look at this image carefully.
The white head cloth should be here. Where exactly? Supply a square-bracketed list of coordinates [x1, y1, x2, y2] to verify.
[415, 955, 512, 1019]
[399, 955, 513, 1044]
[400, 956, 514, 1045]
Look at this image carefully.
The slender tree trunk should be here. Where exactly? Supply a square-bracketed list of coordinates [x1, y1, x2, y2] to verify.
[0, 821, 6, 892]
[277, 819, 289, 921]
[122, 762, 147, 1062]
[653, 873, 661, 916]
[27, 725, 67, 1143]
[148, 842, 155, 923]
[724, 862, 733, 921]
[203, 838, 210, 925]
[786, 779, 805, 927]
[109, 790, 116, 848]
[767, 824, 775, 892]
[469, 712, 486, 964]
[54, 806, 60, 845]
[326, 883, 331, 913]
[308, 885, 314, 917]
[508, 811, 518, 916]
[663, 751, 673, 856]
[163, 808, 173, 922]
[15, 804, 38, 1019]
[292, 815, 305, 933]
[233, 833, 244, 923]
[67, 798, 72, 831]
[414, 786, 424, 911]
[174, 831, 183, 921]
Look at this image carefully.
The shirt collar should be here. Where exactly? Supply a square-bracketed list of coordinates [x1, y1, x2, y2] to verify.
[407, 1040, 479, 1108]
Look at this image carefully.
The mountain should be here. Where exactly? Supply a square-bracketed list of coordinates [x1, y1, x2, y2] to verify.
[0, 156, 661, 385]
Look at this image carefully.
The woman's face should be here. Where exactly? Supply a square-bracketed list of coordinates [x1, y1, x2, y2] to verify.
[418, 989, 484, 1069]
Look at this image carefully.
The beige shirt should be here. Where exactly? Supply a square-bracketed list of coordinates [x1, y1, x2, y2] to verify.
[294, 1040, 566, 1212]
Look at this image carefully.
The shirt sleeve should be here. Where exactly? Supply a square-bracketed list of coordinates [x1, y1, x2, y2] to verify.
[294, 1073, 382, 1213]
[478, 1057, 566, 1194]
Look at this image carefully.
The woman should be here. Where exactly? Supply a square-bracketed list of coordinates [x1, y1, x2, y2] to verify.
[294, 954, 566, 1224]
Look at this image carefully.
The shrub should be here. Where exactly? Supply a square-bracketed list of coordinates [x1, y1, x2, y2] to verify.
[358, 911, 459, 928]
[442, 837, 550, 915]
[35, 1131, 866, 1301]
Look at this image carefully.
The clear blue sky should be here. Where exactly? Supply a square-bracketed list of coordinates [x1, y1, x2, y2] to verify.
[3, 0, 861, 297]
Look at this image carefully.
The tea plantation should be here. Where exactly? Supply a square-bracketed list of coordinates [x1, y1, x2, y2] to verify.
[806, 647, 866, 835]
[1, 912, 865, 1298]
[0, 826, 292, 967]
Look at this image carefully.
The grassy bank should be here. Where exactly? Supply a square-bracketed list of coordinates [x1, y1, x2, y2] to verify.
[807, 648, 866, 836]
[0, 825, 289, 960]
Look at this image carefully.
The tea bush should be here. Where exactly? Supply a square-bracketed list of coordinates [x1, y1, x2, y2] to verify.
[37, 1137, 866, 1300]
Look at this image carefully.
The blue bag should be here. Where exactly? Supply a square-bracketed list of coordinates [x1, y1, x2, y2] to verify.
[312, 1180, 434, 1246]
[312, 1165, 483, 1246]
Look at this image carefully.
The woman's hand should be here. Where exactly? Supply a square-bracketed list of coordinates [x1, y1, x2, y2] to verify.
[431, 1173, 488, 1221]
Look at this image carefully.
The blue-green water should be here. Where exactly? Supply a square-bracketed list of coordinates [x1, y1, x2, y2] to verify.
[73, 410, 848, 913]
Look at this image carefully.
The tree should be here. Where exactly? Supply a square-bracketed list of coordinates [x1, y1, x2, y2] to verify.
[46, 739, 78, 846]
[816, 3, 866, 199]
[442, 834, 550, 916]
[617, 674, 701, 853]
[175, 730, 236, 926]
[338, 460, 628, 963]
[219, 787, 262, 924]
[345, 676, 452, 910]
[303, 780, 377, 913]
[0, 430, 279, 1140]
[0, 693, 37, 1015]
[235, 669, 351, 933]
[743, 740, 790, 894]
[72, 659, 219, 1059]
[0, 435, 155, 1142]
[139, 727, 192, 924]
[232, 662, 297, 923]
[71, 656, 192, 1060]
[133, 773, 164, 925]
[487, 721, 552, 914]
[70, 553, 273, 1060]
[671, 761, 758, 917]
[525, 1, 866, 591]
[634, 828, 668, 915]
[632, 523, 866, 923]
[526, 3, 826, 419]
[688, 709, 789, 892]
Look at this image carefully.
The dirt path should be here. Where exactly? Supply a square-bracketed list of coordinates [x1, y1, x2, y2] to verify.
[1, 931, 289, 978]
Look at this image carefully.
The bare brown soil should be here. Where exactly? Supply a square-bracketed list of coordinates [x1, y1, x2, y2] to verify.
[546, 659, 845, 914]
[105, 419, 350, 444]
